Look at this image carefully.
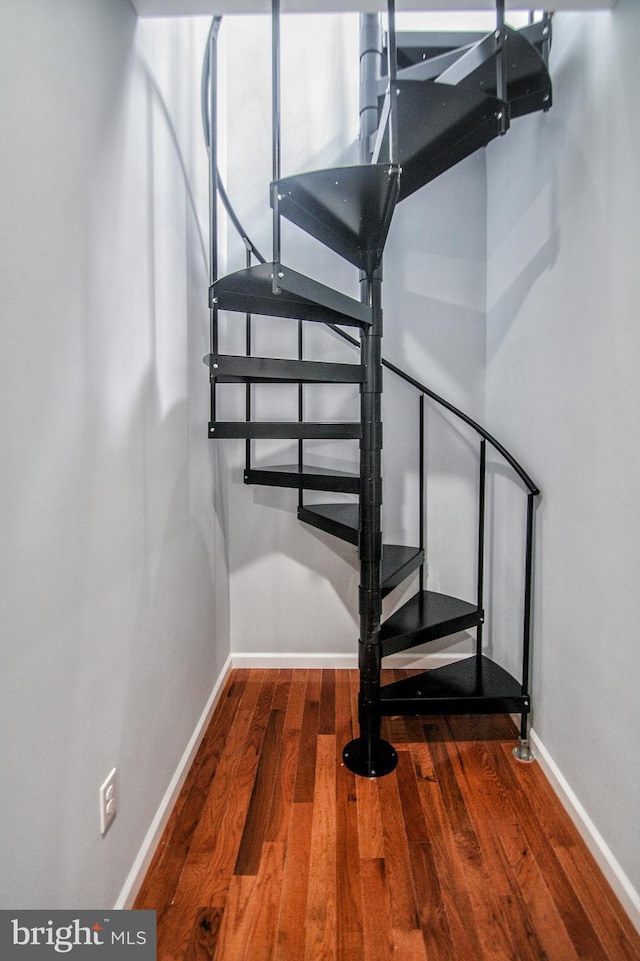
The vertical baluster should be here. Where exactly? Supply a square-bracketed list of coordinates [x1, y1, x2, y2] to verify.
[476, 439, 487, 662]
[541, 11, 551, 68]
[245, 245, 252, 471]
[271, 0, 282, 293]
[359, 14, 383, 164]
[207, 20, 220, 420]
[495, 0, 508, 134]
[419, 394, 425, 595]
[514, 492, 535, 761]
[386, 0, 399, 165]
[298, 320, 304, 510]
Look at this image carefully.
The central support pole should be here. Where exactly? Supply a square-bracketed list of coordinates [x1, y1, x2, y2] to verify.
[343, 9, 397, 778]
[343, 270, 397, 778]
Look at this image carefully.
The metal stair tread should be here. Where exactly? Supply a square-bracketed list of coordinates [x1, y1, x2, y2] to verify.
[376, 81, 506, 201]
[298, 503, 359, 545]
[380, 589, 483, 657]
[210, 421, 361, 440]
[210, 261, 372, 327]
[245, 464, 359, 493]
[274, 164, 400, 273]
[378, 655, 528, 716]
[298, 504, 422, 592]
[208, 354, 364, 384]
[381, 545, 424, 597]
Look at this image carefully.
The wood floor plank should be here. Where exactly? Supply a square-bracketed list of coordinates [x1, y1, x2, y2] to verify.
[319, 668, 336, 735]
[377, 761, 421, 933]
[241, 842, 286, 961]
[408, 840, 455, 961]
[275, 801, 314, 961]
[304, 734, 337, 961]
[209, 875, 256, 961]
[137, 671, 640, 961]
[334, 671, 364, 960]
[410, 745, 489, 961]
[426, 724, 517, 961]
[234, 702, 286, 875]
[360, 859, 394, 961]
[184, 908, 224, 961]
[293, 670, 321, 803]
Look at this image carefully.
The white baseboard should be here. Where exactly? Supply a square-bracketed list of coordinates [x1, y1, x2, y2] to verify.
[530, 728, 640, 935]
[230, 651, 468, 670]
[115, 653, 234, 910]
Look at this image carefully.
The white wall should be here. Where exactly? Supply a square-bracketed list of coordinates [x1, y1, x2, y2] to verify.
[0, 1, 228, 908]
[487, 0, 640, 907]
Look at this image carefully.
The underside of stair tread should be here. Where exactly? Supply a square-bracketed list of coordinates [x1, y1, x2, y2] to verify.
[245, 464, 360, 493]
[378, 655, 529, 716]
[210, 262, 372, 328]
[274, 164, 400, 273]
[381, 546, 424, 596]
[393, 30, 485, 70]
[380, 589, 482, 657]
[439, 26, 551, 119]
[377, 81, 505, 201]
[298, 502, 359, 544]
[297, 504, 423, 591]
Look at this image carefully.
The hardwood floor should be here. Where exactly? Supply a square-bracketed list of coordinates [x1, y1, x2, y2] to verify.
[135, 669, 640, 960]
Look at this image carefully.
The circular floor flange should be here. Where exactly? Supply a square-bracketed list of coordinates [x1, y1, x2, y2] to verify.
[513, 741, 535, 763]
[342, 737, 398, 778]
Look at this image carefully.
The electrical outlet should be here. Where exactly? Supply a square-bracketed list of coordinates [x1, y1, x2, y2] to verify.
[99, 768, 117, 835]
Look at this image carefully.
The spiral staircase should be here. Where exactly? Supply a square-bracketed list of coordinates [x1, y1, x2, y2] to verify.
[204, 2, 549, 777]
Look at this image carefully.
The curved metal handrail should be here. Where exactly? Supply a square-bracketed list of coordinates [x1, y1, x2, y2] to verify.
[201, 17, 268, 266]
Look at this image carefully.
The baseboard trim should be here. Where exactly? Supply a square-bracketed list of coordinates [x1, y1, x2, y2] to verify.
[530, 728, 640, 935]
[230, 651, 468, 670]
[115, 653, 234, 910]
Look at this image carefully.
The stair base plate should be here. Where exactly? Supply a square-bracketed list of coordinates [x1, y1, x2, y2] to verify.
[342, 737, 398, 779]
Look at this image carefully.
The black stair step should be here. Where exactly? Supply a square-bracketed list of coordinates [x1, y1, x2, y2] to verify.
[380, 590, 482, 658]
[298, 504, 423, 590]
[298, 503, 359, 545]
[378, 655, 529, 717]
[381, 546, 424, 597]
[438, 26, 551, 119]
[208, 354, 364, 384]
[273, 164, 400, 273]
[377, 81, 506, 201]
[298, 504, 424, 597]
[210, 262, 372, 328]
[209, 421, 361, 440]
[245, 465, 359, 494]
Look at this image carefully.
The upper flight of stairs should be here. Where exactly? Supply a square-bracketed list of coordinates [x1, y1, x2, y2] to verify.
[206, 3, 547, 776]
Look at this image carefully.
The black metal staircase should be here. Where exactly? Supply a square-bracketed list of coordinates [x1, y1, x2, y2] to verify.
[203, 2, 549, 778]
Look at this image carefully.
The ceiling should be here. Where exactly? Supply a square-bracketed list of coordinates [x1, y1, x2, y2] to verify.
[131, 0, 617, 17]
